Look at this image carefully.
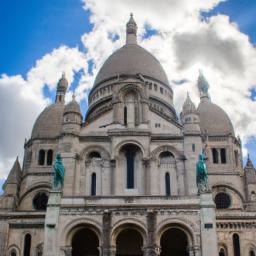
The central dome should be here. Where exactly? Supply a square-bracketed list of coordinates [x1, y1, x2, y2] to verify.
[93, 44, 170, 87]
[93, 15, 169, 88]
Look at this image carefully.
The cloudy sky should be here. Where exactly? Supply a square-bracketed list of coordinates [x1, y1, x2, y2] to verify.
[0, 0, 256, 187]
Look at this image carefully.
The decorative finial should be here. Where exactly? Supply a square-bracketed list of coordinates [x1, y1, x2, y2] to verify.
[72, 92, 76, 101]
[198, 70, 210, 101]
[62, 72, 65, 79]
[126, 13, 137, 45]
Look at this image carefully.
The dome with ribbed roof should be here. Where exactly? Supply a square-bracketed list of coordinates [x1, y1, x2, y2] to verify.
[197, 98, 234, 136]
[93, 44, 170, 87]
[31, 103, 65, 139]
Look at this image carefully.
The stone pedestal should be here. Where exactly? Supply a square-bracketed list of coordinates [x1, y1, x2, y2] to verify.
[200, 193, 218, 256]
[43, 190, 61, 256]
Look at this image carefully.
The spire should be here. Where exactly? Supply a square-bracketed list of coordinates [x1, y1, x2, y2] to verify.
[126, 13, 138, 45]
[198, 70, 210, 101]
[3, 157, 21, 190]
[245, 154, 254, 169]
[182, 92, 196, 115]
[55, 72, 68, 103]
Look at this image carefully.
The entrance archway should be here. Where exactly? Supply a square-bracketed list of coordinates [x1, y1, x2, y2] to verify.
[72, 228, 99, 256]
[116, 229, 143, 256]
[160, 228, 189, 256]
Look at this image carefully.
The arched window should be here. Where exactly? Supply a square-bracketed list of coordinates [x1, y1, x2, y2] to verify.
[165, 172, 171, 196]
[214, 192, 231, 209]
[233, 233, 241, 256]
[125, 145, 137, 189]
[91, 173, 96, 196]
[47, 150, 53, 165]
[221, 148, 227, 164]
[219, 248, 226, 256]
[33, 192, 49, 211]
[10, 249, 17, 256]
[23, 234, 31, 256]
[192, 144, 196, 152]
[36, 243, 43, 256]
[159, 151, 175, 165]
[124, 106, 127, 126]
[89, 151, 101, 160]
[38, 150, 45, 165]
[212, 148, 219, 164]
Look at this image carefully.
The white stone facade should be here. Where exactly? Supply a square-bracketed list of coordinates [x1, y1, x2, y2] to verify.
[0, 15, 256, 256]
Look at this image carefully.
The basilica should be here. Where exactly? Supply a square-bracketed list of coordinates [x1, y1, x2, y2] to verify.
[1, 15, 256, 256]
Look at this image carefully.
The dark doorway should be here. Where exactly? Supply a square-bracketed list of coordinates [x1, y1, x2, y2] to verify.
[160, 228, 189, 256]
[116, 229, 143, 256]
[72, 228, 99, 256]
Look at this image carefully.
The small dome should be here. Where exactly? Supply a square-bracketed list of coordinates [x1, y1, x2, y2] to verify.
[31, 103, 65, 139]
[197, 98, 234, 136]
[93, 44, 170, 87]
[64, 97, 81, 115]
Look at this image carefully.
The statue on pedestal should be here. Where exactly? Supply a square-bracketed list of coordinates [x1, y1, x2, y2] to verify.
[53, 154, 65, 190]
[196, 153, 210, 194]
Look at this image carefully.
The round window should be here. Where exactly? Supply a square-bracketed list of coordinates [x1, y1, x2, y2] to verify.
[214, 192, 231, 209]
[33, 192, 48, 211]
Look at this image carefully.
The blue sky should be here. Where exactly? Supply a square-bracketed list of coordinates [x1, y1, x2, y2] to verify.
[0, 0, 256, 191]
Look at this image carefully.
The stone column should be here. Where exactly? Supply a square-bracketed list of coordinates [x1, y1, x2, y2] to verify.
[193, 246, 201, 256]
[0, 221, 8, 256]
[110, 160, 116, 195]
[143, 159, 150, 196]
[102, 211, 115, 256]
[43, 190, 61, 256]
[187, 247, 194, 256]
[200, 193, 218, 256]
[144, 211, 159, 256]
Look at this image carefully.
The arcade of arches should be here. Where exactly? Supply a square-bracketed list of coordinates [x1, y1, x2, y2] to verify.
[69, 225, 192, 256]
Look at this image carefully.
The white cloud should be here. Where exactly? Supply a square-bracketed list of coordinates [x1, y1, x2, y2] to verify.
[0, 46, 87, 179]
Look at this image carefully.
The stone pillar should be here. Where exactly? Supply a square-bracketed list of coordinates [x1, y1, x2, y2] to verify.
[193, 246, 201, 256]
[0, 221, 8, 256]
[200, 193, 218, 256]
[144, 211, 159, 256]
[43, 190, 61, 256]
[187, 247, 194, 256]
[110, 160, 116, 195]
[143, 159, 150, 196]
[102, 211, 115, 256]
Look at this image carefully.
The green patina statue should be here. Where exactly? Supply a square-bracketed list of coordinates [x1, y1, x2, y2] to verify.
[53, 154, 65, 190]
[196, 153, 210, 194]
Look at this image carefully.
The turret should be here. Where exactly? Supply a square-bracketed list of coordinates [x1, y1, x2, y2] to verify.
[181, 93, 200, 134]
[55, 73, 68, 103]
[244, 155, 256, 203]
[126, 13, 138, 45]
[62, 94, 82, 134]
[181, 93, 202, 195]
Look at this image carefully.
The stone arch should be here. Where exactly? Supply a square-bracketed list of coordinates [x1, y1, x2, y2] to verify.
[60, 217, 102, 247]
[212, 184, 245, 206]
[7, 245, 20, 256]
[19, 182, 51, 203]
[118, 83, 144, 101]
[218, 243, 228, 256]
[114, 140, 146, 159]
[80, 145, 110, 161]
[246, 242, 256, 256]
[151, 145, 183, 161]
[18, 183, 51, 210]
[111, 218, 147, 247]
[156, 219, 197, 247]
